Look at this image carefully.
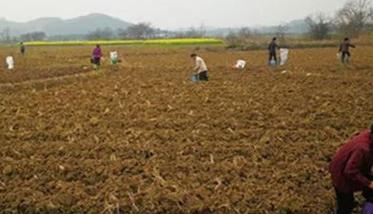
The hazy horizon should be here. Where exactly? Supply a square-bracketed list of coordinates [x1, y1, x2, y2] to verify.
[3, 0, 346, 29]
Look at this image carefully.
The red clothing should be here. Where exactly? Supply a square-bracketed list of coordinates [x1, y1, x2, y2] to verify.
[330, 130, 373, 193]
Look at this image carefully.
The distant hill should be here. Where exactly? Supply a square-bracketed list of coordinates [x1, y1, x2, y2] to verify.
[0, 14, 133, 36]
[0, 14, 309, 38]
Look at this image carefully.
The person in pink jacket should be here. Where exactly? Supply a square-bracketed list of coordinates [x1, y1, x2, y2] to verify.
[91, 44, 103, 70]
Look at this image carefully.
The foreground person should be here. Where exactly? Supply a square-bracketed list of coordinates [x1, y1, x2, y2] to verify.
[329, 125, 373, 214]
[339, 38, 356, 64]
[191, 53, 208, 81]
[92, 44, 103, 70]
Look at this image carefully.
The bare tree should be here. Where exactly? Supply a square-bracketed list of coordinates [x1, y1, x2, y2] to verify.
[275, 25, 289, 40]
[238, 27, 252, 38]
[305, 13, 332, 40]
[183, 26, 206, 38]
[19, 31, 47, 41]
[122, 23, 155, 39]
[224, 28, 256, 49]
[335, 0, 373, 37]
[0, 28, 11, 43]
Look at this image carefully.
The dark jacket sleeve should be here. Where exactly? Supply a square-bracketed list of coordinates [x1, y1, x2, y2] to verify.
[344, 148, 371, 187]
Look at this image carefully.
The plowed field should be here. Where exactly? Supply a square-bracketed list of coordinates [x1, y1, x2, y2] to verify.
[1, 46, 373, 213]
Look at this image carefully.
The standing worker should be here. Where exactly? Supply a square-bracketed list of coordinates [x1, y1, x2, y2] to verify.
[339, 38, 356, 64]
[268, 37, 280, 65]
[20, 42, 26, 56]
[92, 44, 103, 70]
[329, 124, 373, 214]
[191, 53, 208, 81]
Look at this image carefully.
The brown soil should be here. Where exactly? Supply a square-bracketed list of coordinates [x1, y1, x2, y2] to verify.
[1, 46, 373, 213]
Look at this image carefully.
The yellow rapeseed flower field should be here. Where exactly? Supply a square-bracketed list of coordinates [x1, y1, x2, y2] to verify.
[25, 38, 223, 46]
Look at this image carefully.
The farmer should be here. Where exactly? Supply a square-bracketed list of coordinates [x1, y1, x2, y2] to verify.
[92, 44, 103, 70]
[20, 42, 26, 56]
[191, 53, 208, 81]
[329, 125, 373, 214]
[339, 38, 356, 64]
[268, 37, 280, 65]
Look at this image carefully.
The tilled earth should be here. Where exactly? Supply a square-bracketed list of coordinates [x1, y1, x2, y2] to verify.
[1, 46, 373, 213]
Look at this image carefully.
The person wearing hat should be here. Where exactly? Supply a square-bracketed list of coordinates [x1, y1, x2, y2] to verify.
[329, 125, 373, 214]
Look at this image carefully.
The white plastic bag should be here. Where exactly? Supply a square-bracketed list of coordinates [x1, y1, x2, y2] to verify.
[6, 56, 14, 70]
[336, 53, 341, 60]
[110, 51, 118, 64]
[269, 59, 276, 66]
[234, 60, 246, 69]
[280, 49, 289, 65]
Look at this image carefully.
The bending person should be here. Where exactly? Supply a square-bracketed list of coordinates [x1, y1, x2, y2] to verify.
[329, 124, 373, 214]
[191, 53, 208, 81]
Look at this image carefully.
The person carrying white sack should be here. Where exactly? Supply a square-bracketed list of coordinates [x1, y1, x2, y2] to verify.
[268, 37, 280, 65]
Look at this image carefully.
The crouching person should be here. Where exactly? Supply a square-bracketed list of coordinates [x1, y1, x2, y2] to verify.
[329, 125, 373, 214]
[191, 53, 208, 81]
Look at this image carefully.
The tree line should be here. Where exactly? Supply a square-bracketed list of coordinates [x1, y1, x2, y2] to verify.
[0, 29, 47, 43]
[0, 23, 207, 43]
[227, 0, 373, 41]
[305, 0, 373, 40]
[85, 23, 207, 40]
[0, 0, 371, 43]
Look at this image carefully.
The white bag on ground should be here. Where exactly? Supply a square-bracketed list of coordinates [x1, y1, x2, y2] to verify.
[110, 51, 118, 64]
[280, 49, 289, 65]
[6, 56, 14, 70]
[269, 59, 276, 66]
[234, 60, 246, 69]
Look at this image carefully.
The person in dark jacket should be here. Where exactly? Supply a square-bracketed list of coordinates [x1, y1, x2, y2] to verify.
[20, 42, 26, 56]
[329, 125, 373, 214]
[268, 37, 280, 65]
[339, 38, 356, 64]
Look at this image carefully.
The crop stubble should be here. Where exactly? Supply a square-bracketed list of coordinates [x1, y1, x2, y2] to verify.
[1, 46, 373, 213]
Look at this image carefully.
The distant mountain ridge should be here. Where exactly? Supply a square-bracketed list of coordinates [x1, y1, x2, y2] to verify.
[0, 13, 309, 38]
[0, 14, 133, 36]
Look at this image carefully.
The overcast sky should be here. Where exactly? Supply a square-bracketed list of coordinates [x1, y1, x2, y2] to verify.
[3, 0, 346, 29]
